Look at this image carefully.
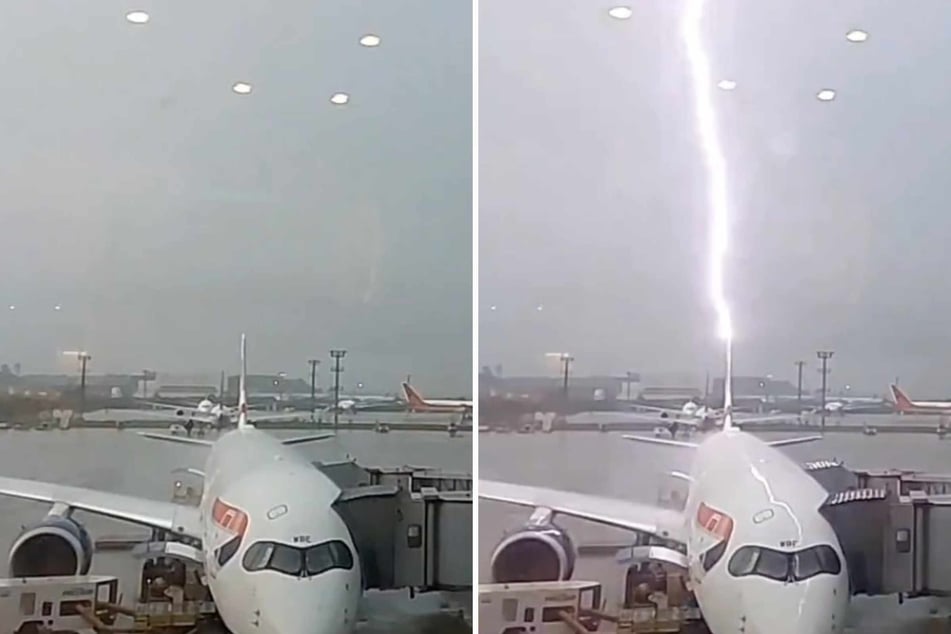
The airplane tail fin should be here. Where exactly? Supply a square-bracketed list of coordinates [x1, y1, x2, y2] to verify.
[889, 384, 913, 411]
[401, 382, 425, 407]
[238, 334, 251, 429]
[721, 339, 735, 430]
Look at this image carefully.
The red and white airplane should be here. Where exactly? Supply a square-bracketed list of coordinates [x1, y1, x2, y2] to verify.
[401, 381, 472, 418]
[890, 384, 951, 415]
[0, 336, 361, 634]
[482, 354, 849, 634]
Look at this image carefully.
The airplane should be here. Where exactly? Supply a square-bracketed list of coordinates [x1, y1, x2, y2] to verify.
[815, 397, 885, 416]
[401, 382, 472, 418]
[141, 393, 304, 430]
[0, 335, 362, 634]
[889, 384, 951, 415]
[320, 394, 402, 415]
[628, 400, 797, 437]
[481, 349, 850, 634]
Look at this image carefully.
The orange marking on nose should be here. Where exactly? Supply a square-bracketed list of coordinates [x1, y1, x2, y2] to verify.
[213, 497, 249, 536]
[697, 501, 734, 541]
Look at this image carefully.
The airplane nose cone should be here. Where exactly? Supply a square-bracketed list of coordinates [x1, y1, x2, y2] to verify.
[739, 577, 846, 634]
[255, 574, 358, 634]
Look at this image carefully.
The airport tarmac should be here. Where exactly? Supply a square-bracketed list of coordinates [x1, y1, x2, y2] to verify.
[79, 408, 467, 431]
[0, 428, 472, 633]
[480, 420, 951, 633]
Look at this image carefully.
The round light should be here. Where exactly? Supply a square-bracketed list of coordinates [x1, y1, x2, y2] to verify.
[816, 89, 837, 102]
[8, 305, 14, 311]
[489, 305, 497, 311]
[330, 92, 350, 105]
[54, 305, 61, 311]
[232, 82, 253, 95]
[846, 29, 868, 43]
[126, 10, 150, 24]
[359, 34, 381, 47]
[536, 305, 544, 311]
[717, 79, 737, 91]
[608, 6, 633, 20]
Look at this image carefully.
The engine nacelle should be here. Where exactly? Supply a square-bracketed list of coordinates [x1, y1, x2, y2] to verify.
[490, 522, 576, 583]
[9, 514, 93, 577]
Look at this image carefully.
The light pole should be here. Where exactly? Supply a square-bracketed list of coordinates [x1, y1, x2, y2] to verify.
[546, 352, 573, 398]
[308, 359, 320, 421]
[79, 353, 91, 413]
[817, 351, 834, 431]
[330, 350, 347, 429]
[794, 360, 806, 412]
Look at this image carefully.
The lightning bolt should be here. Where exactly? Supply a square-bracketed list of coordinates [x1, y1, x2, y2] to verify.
[683, 0, 735, 418]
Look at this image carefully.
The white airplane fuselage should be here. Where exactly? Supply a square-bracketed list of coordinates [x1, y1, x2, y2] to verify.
[198, 427, 361, 634]
[681, 430, 849, 633]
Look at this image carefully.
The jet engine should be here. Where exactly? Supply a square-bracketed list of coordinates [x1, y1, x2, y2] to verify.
[8, 511, 93, 577]
[490, 509, 576, 583]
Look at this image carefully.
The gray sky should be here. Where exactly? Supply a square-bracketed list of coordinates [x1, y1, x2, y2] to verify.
[479, 0, 951, 395]
[0, 1, 471, 394]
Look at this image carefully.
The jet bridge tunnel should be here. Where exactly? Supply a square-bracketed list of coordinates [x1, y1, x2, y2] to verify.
[317, 461, 472, 594]
[807, 461, 951, 598]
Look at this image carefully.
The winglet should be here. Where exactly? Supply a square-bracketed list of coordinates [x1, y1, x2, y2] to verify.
[238, 334, 251, 429]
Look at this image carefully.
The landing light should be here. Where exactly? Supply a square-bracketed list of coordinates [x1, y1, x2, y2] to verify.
[816, 89, 836, 102]
[846, 29, 868, 43]
[359, 34, 381, 47]
[125, 11, 150, 24]
[232, 82, 253, 95]
[608, 6, 633, 20]
[717, 79, 737, 91]
[330, 92, 350, 105]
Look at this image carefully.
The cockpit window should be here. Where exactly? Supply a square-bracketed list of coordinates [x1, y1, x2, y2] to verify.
[700, 540, 727, 572]
[216, 535, 242, 567]
[305, 540, 354, 576]
[242, 540, 354, 578]
[728, 544, 841, 582]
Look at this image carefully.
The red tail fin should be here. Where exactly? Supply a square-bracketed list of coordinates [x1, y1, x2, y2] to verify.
[890, 384, 914, 411]
[401, 382, 426, 407]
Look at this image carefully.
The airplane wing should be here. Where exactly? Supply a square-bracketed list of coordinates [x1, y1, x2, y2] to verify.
[140, 431, 334, 447]
[619, 413, 699, 426]
[248, 412, 306, 423]
[623, 435, 699, 449]
[627, 404, 687, 416]
[139, 432, 214, 447]
[480, 480, 685, 542]
[734, 413, 800, 424]
[130, 410, 218, 424]
[624, 434, 822, 449]
[280, 433, 335, 446]
[767, 435, 824, 448]
[140, 401, 191, 411]
[0, 476, 202, 538]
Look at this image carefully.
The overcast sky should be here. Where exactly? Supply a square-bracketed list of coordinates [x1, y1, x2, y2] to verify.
[479, 0, 951, 395]
[0, 1, 471, 394]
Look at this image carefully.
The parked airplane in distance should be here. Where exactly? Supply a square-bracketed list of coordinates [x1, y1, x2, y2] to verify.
[890, 384, 951, 415]
[401, 382, 472, 418]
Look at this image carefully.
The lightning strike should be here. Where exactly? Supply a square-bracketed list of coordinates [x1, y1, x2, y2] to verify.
[683, 0, 735, 417]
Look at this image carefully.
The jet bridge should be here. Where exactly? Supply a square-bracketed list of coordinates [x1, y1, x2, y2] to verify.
[805, 460, 951, 598]
[317, 460, 472, 594]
